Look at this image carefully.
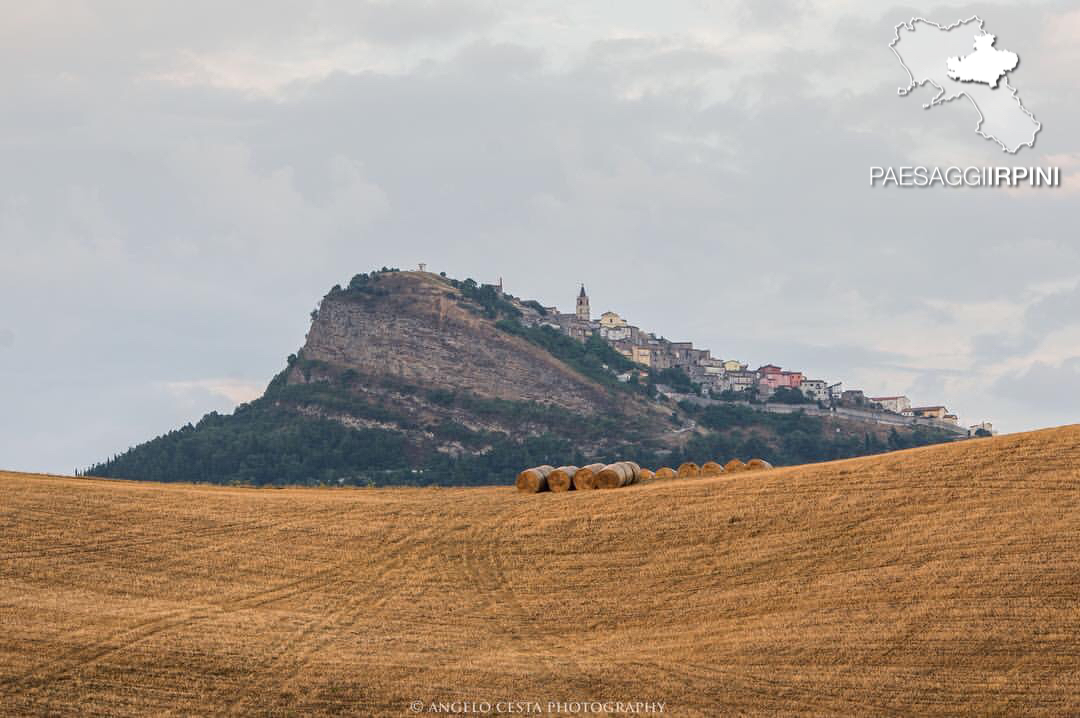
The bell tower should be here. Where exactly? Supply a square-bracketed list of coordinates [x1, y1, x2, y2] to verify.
[576, 285, 590, 321]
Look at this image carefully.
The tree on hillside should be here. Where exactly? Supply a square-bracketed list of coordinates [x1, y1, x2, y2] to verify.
[769, 387, 811, 404]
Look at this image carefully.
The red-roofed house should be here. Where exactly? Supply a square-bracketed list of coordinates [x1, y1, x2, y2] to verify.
[757, 365, 804, 391]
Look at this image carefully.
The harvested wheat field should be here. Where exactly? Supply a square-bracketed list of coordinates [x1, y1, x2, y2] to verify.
[3, 426, 1080, 716]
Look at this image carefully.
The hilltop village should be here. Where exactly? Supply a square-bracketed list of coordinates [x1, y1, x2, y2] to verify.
[483, 277, 990, 438]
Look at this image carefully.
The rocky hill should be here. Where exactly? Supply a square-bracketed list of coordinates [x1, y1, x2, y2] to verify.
[87, 269, 955, 486]
[304, 272, 608, 413]
[292, 270, 666, 434]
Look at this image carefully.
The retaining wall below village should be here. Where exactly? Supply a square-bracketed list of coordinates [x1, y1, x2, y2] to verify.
[658, 389, 971, 436]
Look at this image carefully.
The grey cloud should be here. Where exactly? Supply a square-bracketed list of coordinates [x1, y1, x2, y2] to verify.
[313, 1, 500, 45]
[971, 281, 1080, 365]
[0, 1, 498, 59]
[993, 358, 1080, 414]
[583, 36, 728, 75]
[726, 339, 913, 379]
[738, 0, 811, 28]
[1022, 282, 1080, 338]
[0, 329, 12, 348]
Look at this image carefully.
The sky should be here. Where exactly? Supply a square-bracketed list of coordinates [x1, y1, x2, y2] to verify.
[2, 0, 1078, 473]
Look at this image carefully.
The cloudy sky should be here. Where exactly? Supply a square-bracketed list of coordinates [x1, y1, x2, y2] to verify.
[2, 0, 1078, 473]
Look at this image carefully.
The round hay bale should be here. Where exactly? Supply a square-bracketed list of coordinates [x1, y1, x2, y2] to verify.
[654, 467, 677, 479]
[624, 461, 642, 485]
[700, 460, 725, 477]
[572, 463, 606, 491]
[547, 465, 579, 492]
[746, 458, 773, 471]
[595, 462, 634, 489]
[639, 468, 655, 481]
[515, 464, 555, 493]
[724, 459, 746, 473]
[677, 462, 700, 478]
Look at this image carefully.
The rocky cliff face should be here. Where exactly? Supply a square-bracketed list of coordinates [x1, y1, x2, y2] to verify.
[297, 272, 612, 415]
[274, 271, 669, 459]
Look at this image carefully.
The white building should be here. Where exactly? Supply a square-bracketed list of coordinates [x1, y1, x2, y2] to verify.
[868, 395, 911, 414]
[719, 370, 757, 394]
[699, 358, 726, 377]
[801, 379, 829, 402]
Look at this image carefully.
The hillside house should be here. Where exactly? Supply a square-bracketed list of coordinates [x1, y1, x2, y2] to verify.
[555, 315, 595, 342]
[668, 342, 696, 369]
[757, 365, 781, 392]
[801, 379, 829, 402]
[631, 337, 673, 370]
[910, 406, 948, 420]
[758, 365, 804, 391]
[841, 389, 866, 405]
[631, 346, 653, 366]
[686, 352, 714, 383]
[868, 396, 911, 414]
[599, 312, 638, 342]
[698, 358, 727, 388]
[719, 370, 758, 394]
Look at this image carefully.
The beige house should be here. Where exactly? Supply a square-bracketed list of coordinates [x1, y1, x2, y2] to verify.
[910, 406, 948, 420]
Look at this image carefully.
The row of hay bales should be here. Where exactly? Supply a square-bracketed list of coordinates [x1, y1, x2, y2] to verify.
[516, 458, 772, 493]
[669, 458, 772, 478]
[516, 462, 640, 493]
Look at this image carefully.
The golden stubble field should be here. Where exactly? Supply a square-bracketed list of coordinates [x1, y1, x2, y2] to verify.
[2, 426, 1079, 716]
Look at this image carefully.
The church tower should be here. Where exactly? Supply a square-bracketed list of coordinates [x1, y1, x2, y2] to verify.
[576, 285, 590, 321]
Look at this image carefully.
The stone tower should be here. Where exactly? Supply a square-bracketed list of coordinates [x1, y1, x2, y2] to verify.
[576, 285, 590, 321]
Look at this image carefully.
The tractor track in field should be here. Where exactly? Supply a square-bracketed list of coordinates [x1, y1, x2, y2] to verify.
[0, 501, 368, 703]
[0, 564, 347, 699]
[219, 518, 449, 714]
[455, 499, 599, 693]
[0, 519, 270, 562]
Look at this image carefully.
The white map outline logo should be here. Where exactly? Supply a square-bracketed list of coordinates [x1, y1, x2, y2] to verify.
[890, 16, 1041, 154]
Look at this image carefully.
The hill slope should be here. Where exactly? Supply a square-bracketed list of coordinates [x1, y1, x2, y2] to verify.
[3, 426, 1080, 716]
[85, 269, 954, 486]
